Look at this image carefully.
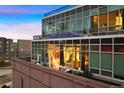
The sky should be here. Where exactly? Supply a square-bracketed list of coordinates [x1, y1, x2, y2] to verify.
[0, 5, 64, 41]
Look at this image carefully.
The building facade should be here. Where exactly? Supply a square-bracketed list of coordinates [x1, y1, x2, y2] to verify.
[32, 5, 124, 83]
[17, 39, 32, 58]
[0, 37, 13, 63]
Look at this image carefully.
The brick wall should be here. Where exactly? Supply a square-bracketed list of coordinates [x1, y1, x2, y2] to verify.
[12, 58, 111, 88]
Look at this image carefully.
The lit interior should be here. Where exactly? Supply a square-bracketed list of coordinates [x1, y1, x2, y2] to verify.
[47, 44, 60, 70]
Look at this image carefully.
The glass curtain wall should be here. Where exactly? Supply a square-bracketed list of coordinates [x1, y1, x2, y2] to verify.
[101, 38, 112, 77]
[114, 37, 124, 79]
[90, 39, 100, 74]
[42, 5, 124, 36]
[32, 37, 124, 80]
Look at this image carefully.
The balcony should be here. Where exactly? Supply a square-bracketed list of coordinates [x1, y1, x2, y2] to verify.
[91, 25, 124, 36]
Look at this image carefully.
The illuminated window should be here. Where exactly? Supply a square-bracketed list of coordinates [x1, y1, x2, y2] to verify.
[72, 45, 80, 70]
[81, 45, 89, 71]
[99, 13, 107, 32]
[91, 15, 98, 32]
[64, 45, 73, 68]
[109, 10, 123, 31]
[47, 44, 60, 70]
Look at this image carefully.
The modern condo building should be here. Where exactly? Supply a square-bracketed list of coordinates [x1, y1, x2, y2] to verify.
[32, 5, 124, 83]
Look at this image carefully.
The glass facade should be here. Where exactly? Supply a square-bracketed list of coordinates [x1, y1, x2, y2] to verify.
[32, 5, 124, 81]
[42, 5, 124, 37]
[32, 37, 124, 80]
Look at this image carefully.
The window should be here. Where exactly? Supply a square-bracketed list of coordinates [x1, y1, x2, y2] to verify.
[114, 37, 124, 44]
[77, 18, 82, 31]
[101, 45, 112, 52]
[64, 45, 73, 68]
[77, 7, 82, 13]
[114, 45, 124, 53]
[101, 38, 112, 44]
[47, 44, 60, 70]
[6, 41, 9, 44]
[99, 13, 108, 32]
[109, 10, 123, 31]
[90, 45, 99, 51]
[72, 45, 80, 70]
[91, 15, 98, 32]
[81, 45, 89, 71]
[91, 5, 98, 9]
[99, 6, 107, 14]
[101, 53, 112, 70]
[114, 53, 124, 79]
[83, 17, 90, 32]
[90, 39, 99, 44]
[90, 52, 99, 68]
[101, 44, 112, 74]
[83, 5, 89, 11]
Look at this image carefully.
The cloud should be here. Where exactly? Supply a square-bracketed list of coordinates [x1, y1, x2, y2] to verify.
[0, 22, 41, 40]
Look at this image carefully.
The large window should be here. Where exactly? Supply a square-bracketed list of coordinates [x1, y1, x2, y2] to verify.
[64, 45, 73, 68]
[101, 38, 112, 77]
[99, 13, 107, 32]
[47, 44, 60, 70]
[109, 10, 123, 31]
[91, 15, 98, 32]
[114, 37, 124, 79]
[72, 45, 80, 70]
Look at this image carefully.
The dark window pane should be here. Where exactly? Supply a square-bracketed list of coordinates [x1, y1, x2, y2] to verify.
[66, 11, 70, 16]
[57, 14, 61, 18]
[71, 9, 76, 15]
[60, 40, 65, 44]
[114, 37, 124, 44]
[114, 45, 124, 53]
[101, 45, 112, 52]
[50, 41, 54, 44]
[90, 68, 99, 74]
[61, 13, 65, 17]
[90, 39, 99, 44]
[101, 70, 112, 77]
[99, 5, 106, 8]
[81, 39, 89, 44]
[91, 45, 99, 51]
[101, 38, 112, 44]
[55, 41, 59, 44]
[77, 7, 82, 13]
[83, 5, 89, 11]
[91, 5, 98, 9]
[73, 40, 80, 44]
[66, 40, 72, 44]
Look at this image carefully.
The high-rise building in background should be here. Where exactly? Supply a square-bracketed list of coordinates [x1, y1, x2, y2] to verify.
[17, 39, 32, 58]
[0, 37, 12, 64]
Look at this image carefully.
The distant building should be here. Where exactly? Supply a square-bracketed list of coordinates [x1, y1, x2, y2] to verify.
[0, 37, 13, 63]
[11, 42, 17, 58]
[17, 39, 32, 58]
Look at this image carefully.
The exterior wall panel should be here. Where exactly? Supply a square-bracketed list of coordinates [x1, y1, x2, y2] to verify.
[12, 58, 111, 88]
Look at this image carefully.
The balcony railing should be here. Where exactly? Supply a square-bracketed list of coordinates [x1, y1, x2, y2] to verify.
[37, 25, 124, 40]
[91, 25, 124, 36]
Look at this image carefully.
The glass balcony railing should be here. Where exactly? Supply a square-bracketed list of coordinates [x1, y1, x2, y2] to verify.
[91, 25, 124, 36]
